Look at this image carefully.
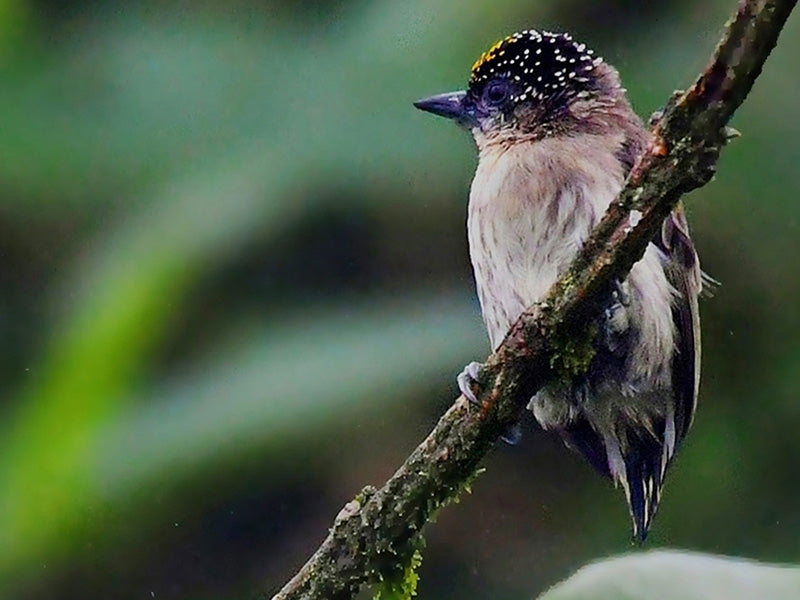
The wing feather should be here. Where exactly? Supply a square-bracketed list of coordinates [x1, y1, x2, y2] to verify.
[655, 204, 703, 442]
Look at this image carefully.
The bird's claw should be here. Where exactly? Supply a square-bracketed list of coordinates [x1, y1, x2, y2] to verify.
[604, 280, 631, 354]
[457, 361, 484, 405]
[501, 423, 522, 445]
[612, 279, 631, 307]
[458, 361, 522, 445]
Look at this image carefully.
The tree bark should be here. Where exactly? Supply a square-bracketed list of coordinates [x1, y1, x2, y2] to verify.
[270, 1, 797, 598]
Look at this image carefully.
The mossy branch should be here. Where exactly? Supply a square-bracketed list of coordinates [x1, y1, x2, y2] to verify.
[269, 1, 796, 598]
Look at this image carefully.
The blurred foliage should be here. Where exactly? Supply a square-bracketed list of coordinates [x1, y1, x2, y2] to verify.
[0, 0, 797, 599]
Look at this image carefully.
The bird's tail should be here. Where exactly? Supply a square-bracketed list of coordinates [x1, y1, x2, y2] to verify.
[561, 413, 676, 542]
[605, 415, 676, 543]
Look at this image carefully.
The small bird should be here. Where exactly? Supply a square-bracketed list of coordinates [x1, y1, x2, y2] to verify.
[415, 30, 703, 541]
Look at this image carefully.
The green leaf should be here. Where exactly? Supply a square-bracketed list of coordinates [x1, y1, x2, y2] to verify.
[374, 549, 424, 600]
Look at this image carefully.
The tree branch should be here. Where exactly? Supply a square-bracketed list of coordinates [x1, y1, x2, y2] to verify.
[270, 1, 796, 598]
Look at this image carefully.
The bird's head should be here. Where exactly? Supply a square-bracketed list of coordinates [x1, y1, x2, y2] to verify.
[415, 30, 633, 146]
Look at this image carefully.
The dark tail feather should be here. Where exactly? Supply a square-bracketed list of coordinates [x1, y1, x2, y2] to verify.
[560, 415, 676, 541]
[624, 446, 662, 542]
[620, 418, 673, 543]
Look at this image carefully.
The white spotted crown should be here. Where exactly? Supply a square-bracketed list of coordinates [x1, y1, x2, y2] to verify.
[469, 30, 605, 104]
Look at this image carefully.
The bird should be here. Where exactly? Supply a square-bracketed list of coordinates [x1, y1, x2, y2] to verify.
[414, 30, 704, 542]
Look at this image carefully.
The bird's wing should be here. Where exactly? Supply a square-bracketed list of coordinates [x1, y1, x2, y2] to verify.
[654, 203, 703, 442]
[617, 128, 704, 444]
[606, 204, 704, 541]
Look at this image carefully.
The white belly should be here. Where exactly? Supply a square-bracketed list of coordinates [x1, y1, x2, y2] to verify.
[468, 134, 675, 391]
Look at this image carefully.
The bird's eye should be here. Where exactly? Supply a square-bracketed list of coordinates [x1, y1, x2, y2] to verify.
[483, 80, 510, 106]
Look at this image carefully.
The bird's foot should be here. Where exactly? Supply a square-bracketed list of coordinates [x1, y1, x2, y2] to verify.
[612, 279, 631, 307]
[500, 422, 522, 445]
[457, 360, 521, 445]
[457, 361, 483, 405]
[603, 279, 631, 353]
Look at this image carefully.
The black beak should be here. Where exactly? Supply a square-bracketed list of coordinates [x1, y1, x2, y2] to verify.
[413, 90, 473, 125]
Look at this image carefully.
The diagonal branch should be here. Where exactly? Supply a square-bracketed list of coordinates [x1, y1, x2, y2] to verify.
[270, 1, 796, 598]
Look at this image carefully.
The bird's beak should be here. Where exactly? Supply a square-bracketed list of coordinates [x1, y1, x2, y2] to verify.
[414, 91, 475, 126]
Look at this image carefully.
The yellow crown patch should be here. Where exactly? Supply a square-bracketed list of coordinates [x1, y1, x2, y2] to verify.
[470, 35, 514, 80]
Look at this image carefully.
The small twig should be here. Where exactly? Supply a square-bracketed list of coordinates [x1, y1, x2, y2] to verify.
[269, 1, 796, 598]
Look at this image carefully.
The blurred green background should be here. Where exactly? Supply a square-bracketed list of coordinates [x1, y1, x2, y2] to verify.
[0, 0, 798, 598]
